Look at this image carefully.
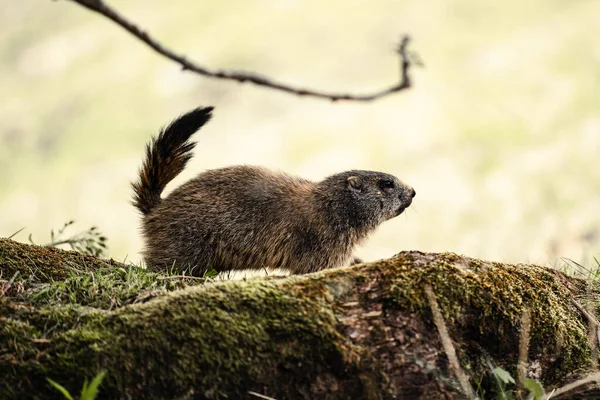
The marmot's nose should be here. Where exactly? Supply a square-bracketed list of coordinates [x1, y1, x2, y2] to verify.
[410, 188, 416, 198]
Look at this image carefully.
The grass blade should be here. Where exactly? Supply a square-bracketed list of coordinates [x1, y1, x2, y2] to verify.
[47, 378, 75, 400]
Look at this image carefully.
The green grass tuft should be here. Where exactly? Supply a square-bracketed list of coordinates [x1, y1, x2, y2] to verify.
[47, 371, 106, 400]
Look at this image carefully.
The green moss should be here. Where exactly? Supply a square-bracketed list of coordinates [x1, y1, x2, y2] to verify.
[369, 251, 591, 382]
[1, 238, 214, 312]
[6, 280, 364, 399]
[0, 238, 121, 282]
[1, 240, 597, 399]
[25, 266, 180, 309]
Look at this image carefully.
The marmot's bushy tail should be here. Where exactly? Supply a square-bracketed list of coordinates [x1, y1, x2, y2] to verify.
[132, 106, 213, 215]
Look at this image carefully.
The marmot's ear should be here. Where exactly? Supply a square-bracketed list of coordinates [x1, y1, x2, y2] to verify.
[347, 176, 363, 192]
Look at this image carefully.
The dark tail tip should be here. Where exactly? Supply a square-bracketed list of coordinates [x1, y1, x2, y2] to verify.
[163, 106, 214, 144]
[132, 106, 214, 215]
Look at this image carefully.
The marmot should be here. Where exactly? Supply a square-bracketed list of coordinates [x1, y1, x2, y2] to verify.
[132, 107, 415, 275]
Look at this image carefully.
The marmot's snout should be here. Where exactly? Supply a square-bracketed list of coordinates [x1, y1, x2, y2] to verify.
[405, 187, 416, 205]
[397, 186, 416, 215]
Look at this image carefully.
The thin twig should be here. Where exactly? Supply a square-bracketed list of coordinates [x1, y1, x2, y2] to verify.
[43, 239, 82, 247]
[572, 299, 600, 343]
[587, 285, 600, 371]
[156, 275, 209, 281]
[248, 391, 277, 400]
[517, 308, 531, 390]
[572, 298, 600, 324]
[547, 372, 600, 399]
[424, 285, 477, 399]
[572, 298, 600, 369]
[0, 271, 20, 297]
[65, 0, 414, 102]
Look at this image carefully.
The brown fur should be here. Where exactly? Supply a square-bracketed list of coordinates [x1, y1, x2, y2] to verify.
[132, 107, 415, 275]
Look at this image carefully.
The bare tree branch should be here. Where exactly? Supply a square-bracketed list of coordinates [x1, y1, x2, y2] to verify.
[64, 0, 414, 102]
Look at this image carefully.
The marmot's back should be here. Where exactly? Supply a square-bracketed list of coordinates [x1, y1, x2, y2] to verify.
[142, 166, 327, 274]
[133, 107, 416, 275]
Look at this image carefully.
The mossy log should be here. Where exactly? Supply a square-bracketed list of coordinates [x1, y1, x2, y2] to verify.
[1, 238, 599, 399]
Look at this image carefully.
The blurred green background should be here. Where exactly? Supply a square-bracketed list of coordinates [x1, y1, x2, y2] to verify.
[1, 0, 599, 267]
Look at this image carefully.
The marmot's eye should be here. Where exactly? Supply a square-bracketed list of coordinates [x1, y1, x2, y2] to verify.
[379, 180, 395, 190]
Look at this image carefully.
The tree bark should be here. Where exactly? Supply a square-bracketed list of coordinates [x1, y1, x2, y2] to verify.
[0, 238, 598, 399]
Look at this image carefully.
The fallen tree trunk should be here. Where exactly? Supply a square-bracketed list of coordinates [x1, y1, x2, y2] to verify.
[0, 238, 598, 399]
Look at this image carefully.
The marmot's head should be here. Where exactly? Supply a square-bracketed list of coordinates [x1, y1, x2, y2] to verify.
[317, 170, 415, 229]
